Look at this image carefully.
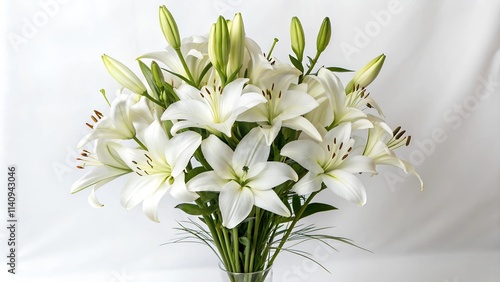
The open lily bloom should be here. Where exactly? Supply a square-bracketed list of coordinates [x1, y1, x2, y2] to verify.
[363, 118, 424, 190]
[162, 78, 266, 137]
[114, 120, 201, 222]
[140, 36, 212, 85]
[281, 123, 376, 206]
[308, 68, 379, 130]
[77, 94, 137, 148]
[187, 128, 297, 228]
[238, 67, 322, 145]
[71, 140, 132, 208]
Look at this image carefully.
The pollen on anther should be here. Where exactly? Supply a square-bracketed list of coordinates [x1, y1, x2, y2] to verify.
[200, 92, 205, 98]
[145, 154, 152, 161]
[76, 165, 84, 169]
[342, 154, 349, 160]
[206, 88, 212, 95]
[278, 91, 282, 98]
[327, 145, 331, 151]
[91, 115, 98, 122]
[333, 138, 337, 144]
[132, 160, 138, 164]
[339, 142, 344, 150]
[331, 152, 336, 159]
[347, 147, 353, 152]
[86, 123, 93, 129]
[395, 130, 406, 140]
[271, 83, 275, 90]
[136, 171, 143, 176]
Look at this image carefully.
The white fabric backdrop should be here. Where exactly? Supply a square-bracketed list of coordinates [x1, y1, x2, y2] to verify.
[1, 0, 499, 281]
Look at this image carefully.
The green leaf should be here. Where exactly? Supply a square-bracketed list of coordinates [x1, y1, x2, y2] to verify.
[175, 203, 218, 216]
[300, 203, 337, 219]
[185, 166, 207, 182]
[138, 60, 161, 99]
[198, 191, 219, 203]
[326, 66, 354, 73]
[292, 194, 302, 215]
[289, 55, 304, 72]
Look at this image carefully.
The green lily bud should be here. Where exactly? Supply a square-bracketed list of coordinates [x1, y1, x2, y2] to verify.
[159, 5, 181, 49]
[208, 16, 230, 75]
[290, 17, 305, 62]
[151, 61, 164, 89]
[228, 13, 245, 76]
[346, 54, 386, 93]
[102, 54, 147, 94]
[316, 17, 331, 53]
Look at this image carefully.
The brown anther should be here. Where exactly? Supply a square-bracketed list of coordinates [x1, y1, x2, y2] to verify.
[80, 152, 88, 157]
[132, 160, 138, 164]
[278, 91, 282, 98]
[271, 60, 276, 66]
[406, 136, 412, 146]
[347, 147, 353, 152]
[261, 90, 266, 96]
[395, 130, 406, 140]
[333, 138, 337, 144]
[145, 154, 152, 161]
[144, 171, 150, 175]
[271, 83, 275, 91]
[91, 115, 98, 122]
[136, 167, 142, 171]
[205, 88, 211, 95]
[339, 142, 344, 150]
[146, 159, 154, 169]
[327, 145, 331, 151]
[94, 110, 103, 118]
[366, 103, 373, 108]
[200, 92, 205, 98]
[331, 152, 336, 159]
[86, 123, 94, 129]
[76, 165, 84, 169]
[365, 92, 370, 98]
[392, 126, 401, 136]
[342, 154, 349, 160]
[136, 171, 143, 176]
[218, 86, 222, 92]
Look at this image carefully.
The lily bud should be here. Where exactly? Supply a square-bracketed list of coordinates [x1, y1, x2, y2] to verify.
[228, 13, 245, 75]
[102, 54, 147, 94]
[346, 54, 386, 93]
[290, 17, 305, 62]
[208, 16, 230, 75]
[159, 5, 181, 49]
[151, 61, 164, 89]
[316, 17, 331, 53]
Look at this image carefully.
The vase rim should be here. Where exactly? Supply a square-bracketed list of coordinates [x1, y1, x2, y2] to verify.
[218, 261, 273, 275]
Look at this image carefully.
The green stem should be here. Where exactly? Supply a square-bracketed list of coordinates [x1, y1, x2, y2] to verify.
[175, 48, 195, 84]
[133, 137, 147, 150]
[142, 92, 165, 108]
[231, 228, 241, 273]
[249, 208, 261, 272]
[268, 191, 319, 266]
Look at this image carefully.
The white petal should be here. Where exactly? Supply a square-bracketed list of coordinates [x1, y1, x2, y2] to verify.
[247, 162, 298, 189]
[120, 175, 164, 210]
[201, 135, 234, 179]
[187, 171, 227, 192]
[281, 140, 324, 174]
[110, 95, 136, 137]
[400, 160, 424, 191]
[317, 68, 345, 112]
[162, 99, 213, 125]
[324, 122, 352, 145]
[233, 128, 269, 171]
[237, 103, 269, 122]
[282, 116, 322, 142]
[141, 120, 170, 160]
[253, 189, 291, 217]
[322, 170, 367, 206]
[258, 120, 282, 146]
[169, 173, 199, 202]
[292, 171, 323, 195]
[71, 165, 129, 193]
[233, 92, 267, 116]
[277, 90, 319, 121]
[220, 181, 254, 229]
[166, 131, 202, 177]
[337, 155, 376, 174]
[87, 179, 113, 208]
[142, 182, 169, 222]
[219, 78, 249, 116]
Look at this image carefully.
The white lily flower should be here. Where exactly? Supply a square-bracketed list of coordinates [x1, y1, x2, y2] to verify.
[162, 78, 266, 137]
[115, 120, 201, 222]
[78, 94, 137, 148]
[188, 128, 297, 228]
[140, 36, 212, 85]
[281, 123, 376, 206]
[363, 118, 424, 190]
[71, 141, 131, 208]
[238, 72, 322, 145]
[308, 68, 384, 130]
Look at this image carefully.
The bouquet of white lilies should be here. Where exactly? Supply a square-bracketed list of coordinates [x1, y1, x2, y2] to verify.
[72, 6, 423, 278]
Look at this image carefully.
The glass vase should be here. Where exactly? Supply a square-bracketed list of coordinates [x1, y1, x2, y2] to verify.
[219, 263, 273, 282]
